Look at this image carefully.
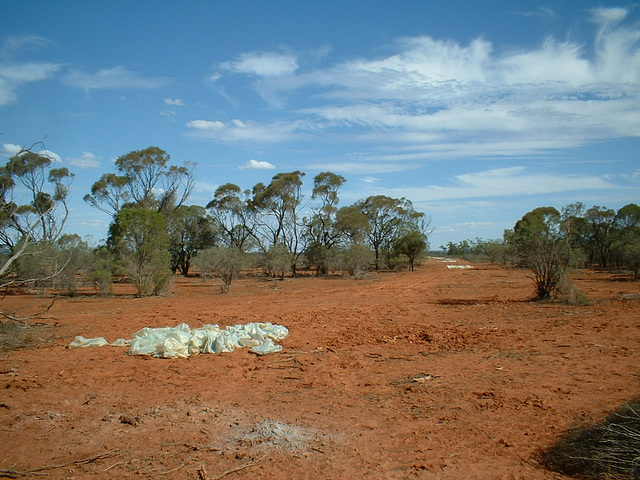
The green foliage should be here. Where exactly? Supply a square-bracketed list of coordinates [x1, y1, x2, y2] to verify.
[355, 195, 426, 270]
[251, 170, 305, 249]
[443, 238, 507, 264]
[13, 241, 59, 293]
[305, 172, 347, 275]
[585, 205, 617, 268]
[193, 246, 248, 293]
[393, 230, 427, 271]
[109, 207, 172, 296]
[206, 183, 256, 250]
[167, 205, 216, 275]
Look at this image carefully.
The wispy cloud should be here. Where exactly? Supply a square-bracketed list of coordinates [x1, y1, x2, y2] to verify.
[384, 166, 616, 202]
[64, 66, 169, 90]
[1, 35, 56, 59]
[203, 7, 640, 170]
[0, 62, 61, 106]
[67, 151, 100, 168]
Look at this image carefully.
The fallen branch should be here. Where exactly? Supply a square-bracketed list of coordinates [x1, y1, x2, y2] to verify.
[3, 449, 122, 476]
[211, 459, 260, 480]
[0, 295, 58, 326]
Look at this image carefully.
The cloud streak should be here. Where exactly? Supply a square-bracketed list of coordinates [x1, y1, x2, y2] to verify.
[200, 7, 640, 170]
[384, 166, 616, 202]
[64, 66, 169, 90]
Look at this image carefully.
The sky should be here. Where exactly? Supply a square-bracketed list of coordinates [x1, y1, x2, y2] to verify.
[1, 1, 639, 249]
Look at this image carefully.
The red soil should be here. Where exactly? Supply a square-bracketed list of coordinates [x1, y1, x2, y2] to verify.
[1, 259, 638, 479]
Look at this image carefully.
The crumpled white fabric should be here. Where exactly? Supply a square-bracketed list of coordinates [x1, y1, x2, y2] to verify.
[67, 336, 109, 348]
[68, 322, 288, 358]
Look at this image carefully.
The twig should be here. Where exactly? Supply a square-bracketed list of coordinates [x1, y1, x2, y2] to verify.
[265, 348, 324, 366]
[197, 465, 209, 480]
[211, 459, 260, 479]
[159, 463, 184, 474]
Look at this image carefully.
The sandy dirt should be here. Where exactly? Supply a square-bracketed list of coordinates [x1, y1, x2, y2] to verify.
[1, 258, 639, 479]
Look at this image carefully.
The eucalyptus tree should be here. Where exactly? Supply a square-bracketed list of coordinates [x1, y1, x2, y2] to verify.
[251, 171, 306, 273]
[612, 203, 640, 277]
[0, 143, 73, 281]
[585, 205, 617, 268]
[355, 195, 425, 269]
[167, 205, 216, 275]
[0, 141, 74, 322]
[305, 172, 346, 274]
[206, 183, 257, 251]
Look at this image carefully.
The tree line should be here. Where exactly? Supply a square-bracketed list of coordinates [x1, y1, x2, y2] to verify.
[0, 145, 430, 304]
[444, 203, 640, 300]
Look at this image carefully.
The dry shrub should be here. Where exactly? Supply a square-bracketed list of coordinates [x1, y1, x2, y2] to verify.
[0, 322, 56, 352]
[539, 399, 640, 479]
[557, 275, 589, 306]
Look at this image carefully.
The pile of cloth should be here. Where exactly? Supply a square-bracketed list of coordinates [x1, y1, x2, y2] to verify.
[68, 322, 289, 358]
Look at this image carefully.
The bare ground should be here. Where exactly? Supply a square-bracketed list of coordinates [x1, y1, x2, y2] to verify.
[1, 258, 639, 479]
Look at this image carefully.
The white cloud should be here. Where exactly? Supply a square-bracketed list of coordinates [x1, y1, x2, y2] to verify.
[64, 66, 168, 90]
[241, 159, 276, 170]
[186, 118, 306, 143]
[164, 97, 184, 106]
[222, 51, 298, 77]
[38, 149, 62, 163]
[1, 143, 22, 157]
[360, 176, 381, 184]
[67, 151, 100, 168]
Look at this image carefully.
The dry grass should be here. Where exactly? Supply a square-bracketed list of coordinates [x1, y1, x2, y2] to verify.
[539, 399, 640, 479]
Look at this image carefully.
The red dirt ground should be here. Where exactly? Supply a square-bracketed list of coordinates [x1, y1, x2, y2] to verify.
[1, 258, 639, 479]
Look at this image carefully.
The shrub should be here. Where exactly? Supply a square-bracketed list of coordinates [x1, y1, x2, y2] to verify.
[338, 243, 374, 277]
[508, 207, 572, 300]
[260, 244, 292, 279]
[193, 246, 248, 293]
[88, 270, 113, 297]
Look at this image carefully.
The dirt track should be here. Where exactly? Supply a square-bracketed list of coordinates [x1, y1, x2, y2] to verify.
[1, 258, 639, 479]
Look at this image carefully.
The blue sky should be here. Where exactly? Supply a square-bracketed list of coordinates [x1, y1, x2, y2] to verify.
[1, 1, 639, 248]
